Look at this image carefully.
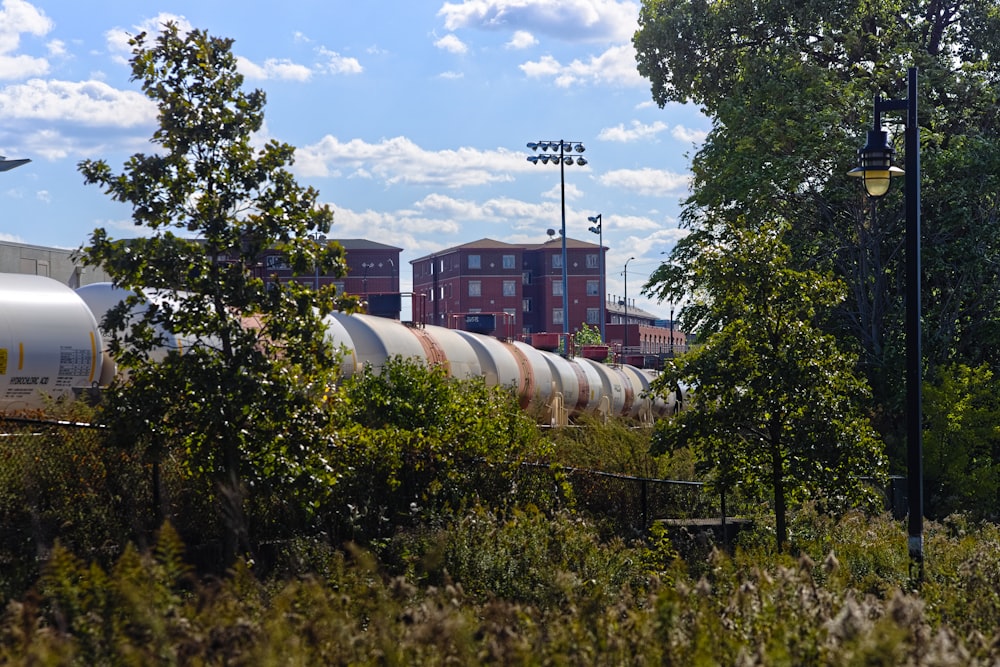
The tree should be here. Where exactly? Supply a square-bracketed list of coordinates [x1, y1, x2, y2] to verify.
[635, 0, 1000, 460]
[923, 363, 1000, 519]
[325, 356, 548, 541]
[650, 219, 887, 550]
[79, 24, 349, 565]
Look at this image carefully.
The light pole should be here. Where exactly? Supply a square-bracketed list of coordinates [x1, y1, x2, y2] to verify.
[361, 261, 375, 293]
[848, 66, 922, 581]
[623, 256, 635, 356]
[587, 214, 605, 342]
[0, 156, 30, 172]
[309, 232, 326, 290]
[527, 140, 587, 339]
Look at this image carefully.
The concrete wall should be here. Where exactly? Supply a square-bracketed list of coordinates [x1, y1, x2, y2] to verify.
[0, 241, 111, 287]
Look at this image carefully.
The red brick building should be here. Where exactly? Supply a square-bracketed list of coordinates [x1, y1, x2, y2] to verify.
[259, 238, 402, 316]
[410, 236, 606, 336]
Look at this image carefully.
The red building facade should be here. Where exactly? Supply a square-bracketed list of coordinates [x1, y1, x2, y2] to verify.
[410, 237, 605, 336]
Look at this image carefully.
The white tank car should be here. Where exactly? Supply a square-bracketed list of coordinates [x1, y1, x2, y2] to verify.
[0, 274, 104, 413]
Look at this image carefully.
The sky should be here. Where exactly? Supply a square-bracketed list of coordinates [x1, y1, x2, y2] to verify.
[0, 0, 707, 318]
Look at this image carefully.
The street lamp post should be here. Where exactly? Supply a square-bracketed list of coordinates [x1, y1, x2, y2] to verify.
[623, 256, 635, 356]
[361, 261, 375, 293]
[527, 140, 588, 340]
[0, 156, 30, 172]
[848, 66, 923, 581]
[309, 232, 327, 291]
[587, 214, 605, 342]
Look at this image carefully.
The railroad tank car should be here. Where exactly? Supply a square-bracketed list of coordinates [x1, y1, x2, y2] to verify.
[0, 274, 104, 413]
[327, 312, 677, 425]
[0, 276, 680, 423]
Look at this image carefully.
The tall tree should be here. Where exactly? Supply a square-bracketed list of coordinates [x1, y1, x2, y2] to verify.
[636, 0, 1000, 455]
[650, 219, 887, 550]
[79, 24, 348, 564]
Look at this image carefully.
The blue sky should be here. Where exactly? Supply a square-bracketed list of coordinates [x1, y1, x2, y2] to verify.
[0, 0, 707, 317]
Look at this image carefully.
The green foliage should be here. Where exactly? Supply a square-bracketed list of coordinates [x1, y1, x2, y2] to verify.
[547, 415, 667, 476]
[650, 219, 888, 550]
[923, 363, 1000, 519]
[8, 510, 1000, 664]
[636, 0, 1000, 467]
[0, 419, 150, 602]
[323, 357, 552, 541]
[572, 322, 603, 346]
[77, 23, 349, 565]
[436, 505, 650, 608]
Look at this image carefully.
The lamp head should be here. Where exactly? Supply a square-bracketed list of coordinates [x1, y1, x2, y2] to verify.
[848, 128, 904, 197]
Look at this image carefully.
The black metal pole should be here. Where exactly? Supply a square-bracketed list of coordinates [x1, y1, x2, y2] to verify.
[560, 142, 569, 341]
[904, 66, 923, 581]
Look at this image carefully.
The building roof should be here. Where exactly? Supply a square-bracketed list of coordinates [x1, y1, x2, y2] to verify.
[410, 236, 602, 263]
[525, 236, 602, 251]
[333, 238, 402, 251]
[606, 299, 660, 321]
[410, 238, 523, 263]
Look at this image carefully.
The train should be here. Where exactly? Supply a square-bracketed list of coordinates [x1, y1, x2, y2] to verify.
[0, 274, 680, 424]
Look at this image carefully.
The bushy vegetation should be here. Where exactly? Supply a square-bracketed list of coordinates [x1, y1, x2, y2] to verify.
[5, 505, 1000, 664]
[4, 363, 1000, 664]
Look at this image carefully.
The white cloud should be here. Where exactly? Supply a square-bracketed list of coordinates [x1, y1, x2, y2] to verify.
[506, 30, 537, 49]
[317, 47, 363, 74]
[519, 44, 642, 87]
[599, 167, 690, 197]
[598, 120, 668, 142]
[297, 135, 525, 188]
[105, 13, 193, 65]
[0, 53, 48, 79]
[439, 70, 464, 80]
[0, 0, 53, 53]
[435, 33, 468, 55]
[0, 0, 53, 79]
[237, 56, 313, 82]
[438, 0, 639, 43]
[46, 39, 65, 57]
[541, 181, 584, 201]
[672, 124, 708, 144]
[0, 78, 155, 126]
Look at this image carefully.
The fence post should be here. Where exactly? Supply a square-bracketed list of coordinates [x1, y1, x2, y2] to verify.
[641, 478, 648, 533]
[720, 487, 727, 535]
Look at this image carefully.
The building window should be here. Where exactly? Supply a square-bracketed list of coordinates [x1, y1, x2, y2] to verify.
[586, 279, 599, 296]
[469, 280, 481, 297]
[503, 254, 516, 269]
[468, 254, 481, 269]
[522, 298, 532, 313]
[586, 308, 600, 324]
[522, 271, 531, 285]
[586, 253, 599, 268]
[552, 254, 563, 269]
[553, 308, 564, 325]
[552, 280, 563, 296]
[502, 280, 516, 296]
[503, 308, 516, 325]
